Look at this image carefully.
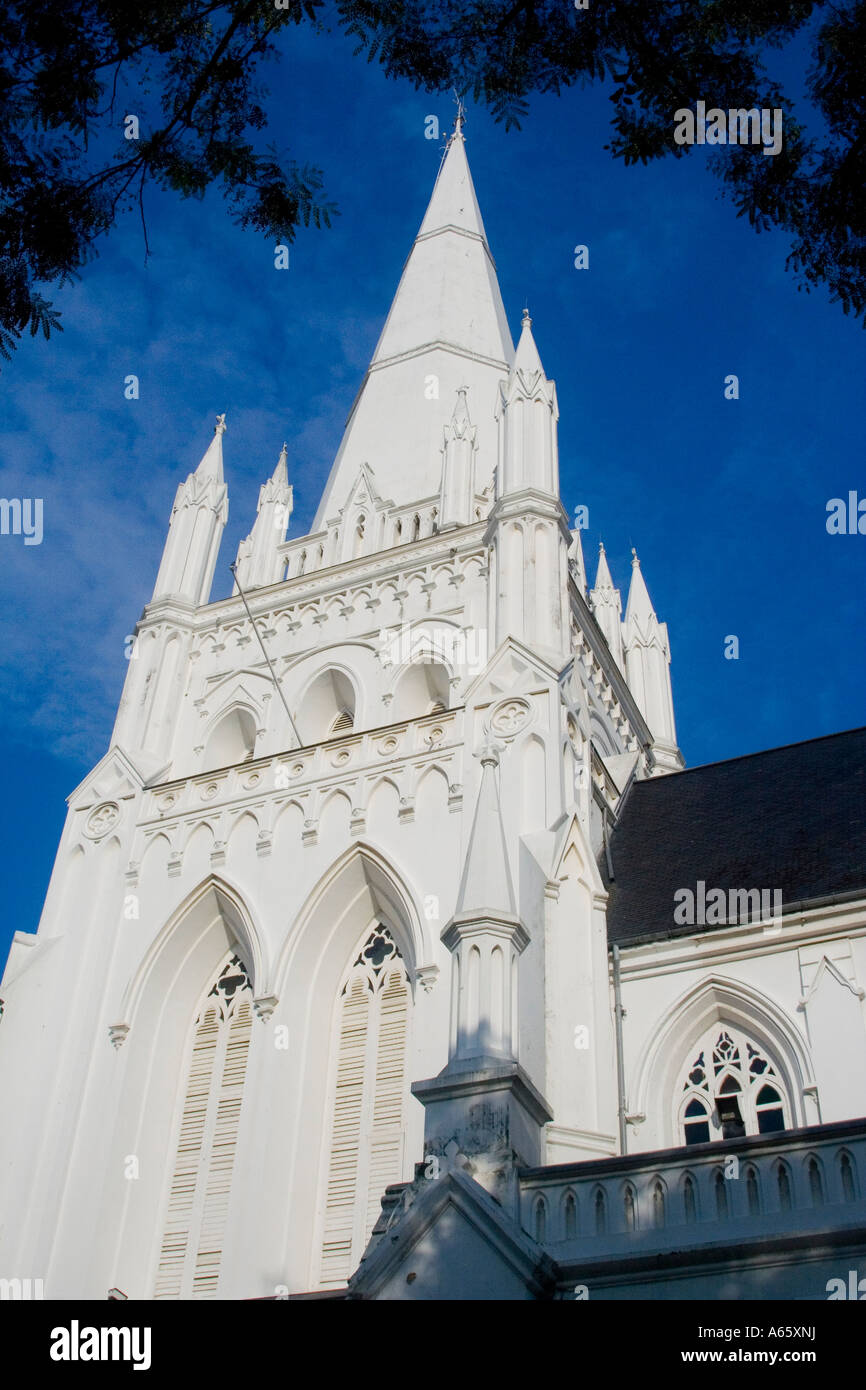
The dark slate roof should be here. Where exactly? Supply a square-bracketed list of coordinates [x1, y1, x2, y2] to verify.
[604, 727, 866, 947]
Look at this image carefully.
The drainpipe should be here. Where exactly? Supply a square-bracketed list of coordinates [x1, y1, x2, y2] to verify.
[612, 943, 628, 1154]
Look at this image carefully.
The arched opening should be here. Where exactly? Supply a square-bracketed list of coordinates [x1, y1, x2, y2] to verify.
[155, 953, 254, 1299]
[840, 1151, 856, 1202]
[563, 1191, 577, 1239]
[533, 1196, 547, 1244]
[296, 667, 357, 745]
[777, 1162, 793, 1211]
[203, 707, 256, 769]
[106, 878, 265, 1301]
[808, 1156, 824, 1206]
[652, 1180, 665, 1228]
[391, 658, 449, 723]
[683, 1174, 697, 1223]
[623, 1184, 636, 1231]
[594, 1187, 606, 1235]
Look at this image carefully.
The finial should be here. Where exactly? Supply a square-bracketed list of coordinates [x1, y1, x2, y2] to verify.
[280, 441, 288, 462]
[599, 540, 605, 553]
[522, 305, 531, 329]
[631, 546, 639, 566]
[452, 90, 466, 140]
[215, 413, 227, 435]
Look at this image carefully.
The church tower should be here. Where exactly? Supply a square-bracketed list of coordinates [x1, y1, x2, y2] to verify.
[0, 119, 684, 1300]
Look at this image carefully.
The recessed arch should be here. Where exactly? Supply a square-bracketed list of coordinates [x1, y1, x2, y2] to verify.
[203, 705, 257, 770]
[295, 665, 358, 745]
[119, 875, 268, 1032]
[391, 660, 450, 722]
[272, 840, 432, 1001]
[632, 974, 815, 1147]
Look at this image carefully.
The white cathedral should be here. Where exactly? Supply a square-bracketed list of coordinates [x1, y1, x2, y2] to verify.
[1, 122, 865, 1302]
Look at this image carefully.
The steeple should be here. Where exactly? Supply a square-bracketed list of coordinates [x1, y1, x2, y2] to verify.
[590, 543, 624, 670]
[438, 386, 477, 529]
[312, 120, 513, 530]
[623, 549, 681, 771]
[151, 415, 229, 607]
[233, 444, 293, 591]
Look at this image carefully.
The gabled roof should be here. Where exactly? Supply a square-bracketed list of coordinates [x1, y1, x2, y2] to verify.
[604, 727, 866, 946]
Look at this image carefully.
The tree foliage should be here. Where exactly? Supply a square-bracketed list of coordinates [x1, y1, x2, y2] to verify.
[0, 0, 863, 366]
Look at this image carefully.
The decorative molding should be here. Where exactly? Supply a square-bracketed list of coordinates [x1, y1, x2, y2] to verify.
[109, 1023, 130, 1049]
[416, 964, 440, 994]
[84, 801, 121, 839]
[253, 994, 279, 1022]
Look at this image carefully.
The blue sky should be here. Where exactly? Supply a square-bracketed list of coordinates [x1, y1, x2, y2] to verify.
[1, 18, 864, 962]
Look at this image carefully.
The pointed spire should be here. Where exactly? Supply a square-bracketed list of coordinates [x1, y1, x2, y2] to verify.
[311, 125, 512, 529]
[233, 442, 294, 591]
[512, 306, 546, 380]
[417, 117, 488, 242]
[622, 548, 681, 768]
[495, 310, 559, 500]
[590, 543, 624, 669]
[625, 548, 655, 626]
[456, 745, 516, 918]
[594, 542, 615, 592]
[151, 416, 229, 606]
[194, 413, 226, 483]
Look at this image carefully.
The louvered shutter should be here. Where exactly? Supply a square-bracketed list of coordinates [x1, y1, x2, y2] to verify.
[366, 968, 408, 1235]
[320, 929, 410, 1285]
[320, 976, 369, 1283]
[155, 957, 252, 1299]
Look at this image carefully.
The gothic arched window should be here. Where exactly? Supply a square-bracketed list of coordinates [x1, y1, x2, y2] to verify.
[677, 1024, 791, 1147]
[563, 1191, 577, 1238]
[319, 926, 411, 1285]
[155, 954, 253, 1298]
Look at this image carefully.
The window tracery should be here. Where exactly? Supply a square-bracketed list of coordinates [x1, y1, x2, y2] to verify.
[677, 1024, 789, 1146]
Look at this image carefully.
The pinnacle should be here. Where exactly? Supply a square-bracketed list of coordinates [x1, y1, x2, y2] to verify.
[625, 548, 657, 625]
[515, 306, 544, 368]
[455, 746, 516, 918]
[194, 414, 226, 483]
[593, 542, 616, 593]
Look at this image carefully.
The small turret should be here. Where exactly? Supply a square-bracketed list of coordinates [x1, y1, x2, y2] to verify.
[151, 415, 229, 608]
[233, 444, 293, 591]
[623, 549, 681, 771]
[590, 543, 624, 670]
